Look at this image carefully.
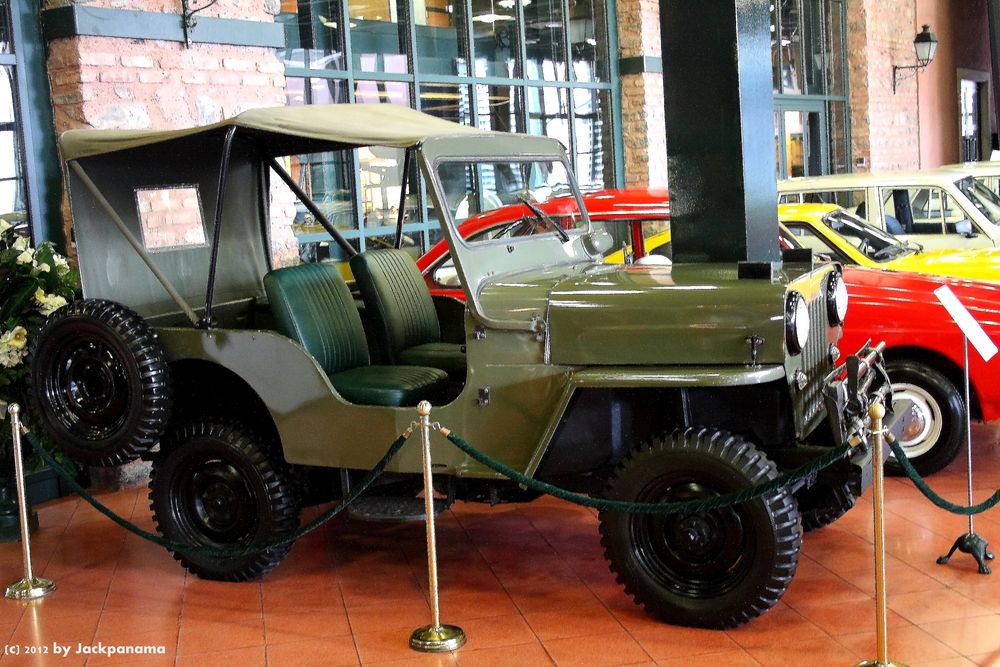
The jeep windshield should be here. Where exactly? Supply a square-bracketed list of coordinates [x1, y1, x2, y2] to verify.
[958, 175, 1000, 226]
[437, 158, 586, 241]
[823, 209, 914, 262]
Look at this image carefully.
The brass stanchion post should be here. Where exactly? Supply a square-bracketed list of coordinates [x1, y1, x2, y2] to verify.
[409, 401, 466, 652]
[4, 404, 56, 600]
[856, 400, 907, 667]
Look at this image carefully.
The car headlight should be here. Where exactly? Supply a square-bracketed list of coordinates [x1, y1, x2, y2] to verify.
[826, 271, 849, 325]
[785, 291, 810, 355]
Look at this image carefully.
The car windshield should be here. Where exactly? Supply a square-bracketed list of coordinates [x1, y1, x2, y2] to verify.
[822, 208, 913, 263]
[436, 158, 586, 242]
[958, 176, 1000, 225]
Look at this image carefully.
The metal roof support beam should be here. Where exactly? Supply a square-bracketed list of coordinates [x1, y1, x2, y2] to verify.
[659, 0, 781, 268]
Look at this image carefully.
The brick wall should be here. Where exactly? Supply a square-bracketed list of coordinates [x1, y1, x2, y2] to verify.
[846, 0, 920, 172]
[616, 0, 668, 188]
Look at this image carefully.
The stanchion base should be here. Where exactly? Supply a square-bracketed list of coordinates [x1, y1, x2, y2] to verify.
[409, 624, 466, 652]
[937, 532, 994, 575]
[855, 661, 909, 667]
[5, 576, 55, 600]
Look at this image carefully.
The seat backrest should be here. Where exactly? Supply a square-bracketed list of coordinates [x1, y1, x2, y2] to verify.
[350, 250, 441, 363]
[263, 262, 369, 376]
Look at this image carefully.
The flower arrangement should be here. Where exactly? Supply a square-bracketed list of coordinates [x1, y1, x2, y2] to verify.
[0, 220, 79, 469]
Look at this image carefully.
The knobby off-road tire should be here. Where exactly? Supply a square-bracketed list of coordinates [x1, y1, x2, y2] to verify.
[598, 428, 802, 629]
[29, 298, 171, 466]
[886, 360, 964, 477]
[797, 480, 856, 532]
[149, 420, 300, 581]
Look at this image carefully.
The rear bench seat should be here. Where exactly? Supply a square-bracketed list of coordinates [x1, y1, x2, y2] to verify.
[263, 262, 448, 407]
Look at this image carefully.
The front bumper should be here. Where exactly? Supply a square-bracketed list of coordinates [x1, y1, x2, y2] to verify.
[823, 341, 915, 495]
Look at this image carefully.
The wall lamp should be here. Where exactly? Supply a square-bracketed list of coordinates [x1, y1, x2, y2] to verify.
[892, 24, 938, 93]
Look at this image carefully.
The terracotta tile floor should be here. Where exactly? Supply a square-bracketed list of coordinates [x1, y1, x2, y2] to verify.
[2, 427, 1000, 666]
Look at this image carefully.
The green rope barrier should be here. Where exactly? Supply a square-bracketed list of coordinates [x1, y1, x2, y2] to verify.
[444, 431, 852, 514]
[24, 430, 410, 557]
[888, 439, 1000, 516]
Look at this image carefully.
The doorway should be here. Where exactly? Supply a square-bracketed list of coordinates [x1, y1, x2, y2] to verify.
[958, 69, 990, 162]
[774, 100, 828, 179]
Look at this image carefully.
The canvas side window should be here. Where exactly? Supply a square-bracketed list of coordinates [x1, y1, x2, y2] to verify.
[135, 186, 207, 251]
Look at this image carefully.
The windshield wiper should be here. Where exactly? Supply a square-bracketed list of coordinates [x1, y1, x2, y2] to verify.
[516, 194, 570, 242]
[904, 239, 923, 253]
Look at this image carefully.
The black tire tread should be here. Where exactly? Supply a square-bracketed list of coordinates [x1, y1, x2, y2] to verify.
[598, 427, 801, 629]
[28, 298, 171, 466]
[149, 420, 299, 582]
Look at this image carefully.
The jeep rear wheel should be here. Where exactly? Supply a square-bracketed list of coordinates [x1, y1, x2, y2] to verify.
[29, 299, 171, 466]
[598, 428, 801, 629]
[886, 361, 964, 477]
[149, 420, 300, 581]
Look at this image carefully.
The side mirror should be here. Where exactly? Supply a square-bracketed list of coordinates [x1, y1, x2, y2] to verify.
[582, 229, 614, 256]
[955, 219, 977, 238]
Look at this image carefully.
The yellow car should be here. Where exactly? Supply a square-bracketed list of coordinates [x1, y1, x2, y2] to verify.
[605, 202, 1000, 283]
[779, 203, 1000, 282]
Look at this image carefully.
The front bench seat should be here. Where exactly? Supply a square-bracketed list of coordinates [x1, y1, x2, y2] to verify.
[350, 250, 466, 378]
[263, 262, 448, 407]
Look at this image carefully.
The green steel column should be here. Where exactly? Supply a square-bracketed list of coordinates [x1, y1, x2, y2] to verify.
[660, 0, 780, 266]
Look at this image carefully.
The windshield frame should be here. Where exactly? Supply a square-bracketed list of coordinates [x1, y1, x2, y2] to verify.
[820, 208, 913, 264]
[959, 175, 1000, 226]
[418, 134, 596, 330]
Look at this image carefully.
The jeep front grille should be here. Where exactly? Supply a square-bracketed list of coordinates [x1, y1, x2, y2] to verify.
[796, 294, 830, 438]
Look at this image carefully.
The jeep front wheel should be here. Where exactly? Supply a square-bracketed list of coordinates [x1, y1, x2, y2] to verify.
[149, 420, 300, 581]
[598, 428, 801, 629]
[29, 298, 171, 466]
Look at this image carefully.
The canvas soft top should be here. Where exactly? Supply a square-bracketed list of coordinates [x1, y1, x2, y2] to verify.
[59, 103, 486, 161]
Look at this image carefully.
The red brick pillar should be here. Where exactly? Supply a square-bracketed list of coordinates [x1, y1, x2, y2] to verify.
[617, 0, 668, 188]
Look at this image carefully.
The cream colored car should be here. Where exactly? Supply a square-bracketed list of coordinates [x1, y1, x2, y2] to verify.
[777, 169, 1000, 250]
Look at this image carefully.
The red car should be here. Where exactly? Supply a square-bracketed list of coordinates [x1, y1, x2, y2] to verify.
[417, 188, 1000, 476]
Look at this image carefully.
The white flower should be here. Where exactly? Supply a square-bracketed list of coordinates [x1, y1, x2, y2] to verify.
[0, 219, 10, 234]
[15, 249, 33, 264]
[52, 254, 70, 275]
[0, 329, 27, 367]
[34, 262, 51, 273]
[34, 289, 68, 317]
[12, 236, 29, 251]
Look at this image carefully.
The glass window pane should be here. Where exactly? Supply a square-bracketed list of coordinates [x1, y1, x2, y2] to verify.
[573, 88, 611, 191]
[569, 0, 608, 82]
[354, 79, 410, 105]
[827, 100, 848, 172]
[0, 1, 11, 56]
[0, 65, 24, 226]
[526, 86, 569, 149]
[356, 97, 420, 234]
[276, 0, 347, 71]
[471, 0, 519, 78]
[524, 0, 567, 81]
[828, 0, 846, 97]
[415, 0, 470, 75]
[420, 83, 473, 124]
[349, 0, 408, 73]
[286, 76, 348, 106]
[477, 83, 522, 133]
[779, 0, 803, 94]
[802, 0, 824, 95]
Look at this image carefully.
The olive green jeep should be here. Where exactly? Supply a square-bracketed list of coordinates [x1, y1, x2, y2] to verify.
[32, 104, 895, 629]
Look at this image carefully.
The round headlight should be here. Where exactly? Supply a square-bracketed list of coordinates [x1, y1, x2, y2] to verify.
[785, 292, 810, 355]
[826, 271, 849, 325]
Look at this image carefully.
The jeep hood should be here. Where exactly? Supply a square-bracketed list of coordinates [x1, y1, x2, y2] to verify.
[542, 264, 791, 366]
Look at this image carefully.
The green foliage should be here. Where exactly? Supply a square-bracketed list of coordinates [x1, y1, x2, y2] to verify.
[0, 222, 80, 472]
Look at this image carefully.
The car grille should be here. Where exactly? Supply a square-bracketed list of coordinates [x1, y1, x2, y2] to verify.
[796, 294, 830, 438]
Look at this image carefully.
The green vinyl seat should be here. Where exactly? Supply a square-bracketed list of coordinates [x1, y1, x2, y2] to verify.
[263, 262, 447, 407]
[350, 250, 466, 378]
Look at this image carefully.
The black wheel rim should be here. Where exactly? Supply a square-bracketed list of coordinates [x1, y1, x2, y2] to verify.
[172, 450, 260, 545]
[630, 477, 752, 599]
[46, 330, 131, 439]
